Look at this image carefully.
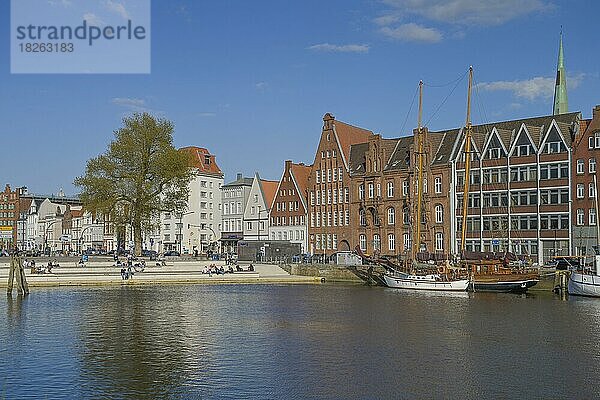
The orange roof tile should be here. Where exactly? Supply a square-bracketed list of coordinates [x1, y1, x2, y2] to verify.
[333, 119, 374, 163]
[179, 146, 223, 175]
[290, 162, 312, 198]
[260, 179, 279, 209]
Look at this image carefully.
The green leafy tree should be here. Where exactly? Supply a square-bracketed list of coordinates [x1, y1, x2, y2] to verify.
[74, 113, 193, 256]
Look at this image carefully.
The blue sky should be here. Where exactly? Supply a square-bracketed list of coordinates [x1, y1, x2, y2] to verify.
[1, 0, 599, 195]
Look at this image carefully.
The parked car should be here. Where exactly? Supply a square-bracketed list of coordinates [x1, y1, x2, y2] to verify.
[163, 250, 181, 257]
[141, 249, 158, 258]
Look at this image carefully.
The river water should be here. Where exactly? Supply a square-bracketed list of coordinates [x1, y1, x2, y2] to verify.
[1, 284, 599, 399]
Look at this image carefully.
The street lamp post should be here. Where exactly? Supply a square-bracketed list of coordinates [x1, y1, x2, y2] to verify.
[177, 211, 194, 254]
[187, 223, 216, 255]
[44, 219, 60, 256]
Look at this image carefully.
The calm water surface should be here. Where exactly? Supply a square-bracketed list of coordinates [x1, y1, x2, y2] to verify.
[1, 284, 599, 399]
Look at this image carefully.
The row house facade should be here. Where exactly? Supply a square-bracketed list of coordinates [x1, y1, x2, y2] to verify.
[242, 173, 278, 241]
[571, 105, 600, 256]
[269, 160, 312, 253]
[158, 147, 224, 255]
[306, 113, 375, 257]
[450, 112, 581, 263]
[220, 173, 253, 255]
[0, 184, 28, 249]
[348, 128, 456, 262]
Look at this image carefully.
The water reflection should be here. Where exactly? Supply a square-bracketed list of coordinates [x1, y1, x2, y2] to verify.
[1, 284, 600, 399]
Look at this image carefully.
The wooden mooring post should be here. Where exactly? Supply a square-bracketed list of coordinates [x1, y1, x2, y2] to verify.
[553, 270, 569, 296]
[7, 252, 29, 296]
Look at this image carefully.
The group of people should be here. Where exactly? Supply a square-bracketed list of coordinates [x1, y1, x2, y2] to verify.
[115, 254, 147, 280]
[201, 263, 255, 276]
[27, 259, 58, 274]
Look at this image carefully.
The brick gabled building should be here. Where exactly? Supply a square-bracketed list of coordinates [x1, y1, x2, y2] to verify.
[348, 128, 456, 262]
[307, 113, 375, 257]
[571, 105, 600, 255]
[0, 184, 27, 250]
[270, 160, 312, 253]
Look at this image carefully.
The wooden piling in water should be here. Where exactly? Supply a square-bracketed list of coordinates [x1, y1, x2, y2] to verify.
[553, 270, 569, 295]
[7, 253, 29, 295]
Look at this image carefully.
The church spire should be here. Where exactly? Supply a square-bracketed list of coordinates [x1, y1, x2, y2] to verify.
[553, 29, 568, 115]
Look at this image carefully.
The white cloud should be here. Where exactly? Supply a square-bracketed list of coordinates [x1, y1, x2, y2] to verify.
[379, 23, 442, 43]
[381, 0, 551, 26]
[48, 0, 72, 7]
[83, 13, 104, 26]
[477, 73, 585, 100]
[373, 14, 400, 26]
[255, 82, 268, 90]
[307, 43, 370, 53]
[112, 97, 151, 112]
[105, 0, 129, 19]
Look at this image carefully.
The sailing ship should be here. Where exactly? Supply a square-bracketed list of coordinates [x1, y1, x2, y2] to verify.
[568, 174, 600, 297]
[457, 67, 539, 293]
[382, 80, 469, 292]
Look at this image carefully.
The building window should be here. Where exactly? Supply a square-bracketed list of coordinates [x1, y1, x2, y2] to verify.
[435, 232, 444, 251]
[577, 208, 585, 226]
[577, 159, 585, 174]
[387, 181, 394, 198]
[402, 180, 409, 196]
[359, 209, 366, 226]
[388, 234, 395, 251]
[590, 158, 597, 174]
[359, 234, 367, 251]
[403, 233, 411, 250]
[368, 183, 374, 198]
[338, 167, 343, 181]
[316, 170, 320, 184]
[591, 208, 597, 226]
[247, 222, 252, 230]
[373, 234, 381, 251]
[590, 183, 596, 199]
[359, 184, 364, 200]
[590, 136, 595, 149]
[434, 177, 442, 194]
[577, 184, 585, 199]
[387, 207, 395, 225]
[435, 204, 443, 224]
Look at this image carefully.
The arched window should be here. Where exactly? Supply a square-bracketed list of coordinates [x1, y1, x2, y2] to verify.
[435, 204, 443, 224]
[373, 234, 381, 251]
[434, 177, 442, 194]
[359, 234, 366, 251]
[387, 207, 395, 225]
[359, 209, 366, 226]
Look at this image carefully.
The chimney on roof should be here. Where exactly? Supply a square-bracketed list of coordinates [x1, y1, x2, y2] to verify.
[236, 173, 242, 181]
[285, 160, 292, 169]
[594, 105, 600, 119]
[4, 184, 10, 193]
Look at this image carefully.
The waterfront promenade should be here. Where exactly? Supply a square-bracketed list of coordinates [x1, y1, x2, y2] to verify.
[0, 259, 322, 287]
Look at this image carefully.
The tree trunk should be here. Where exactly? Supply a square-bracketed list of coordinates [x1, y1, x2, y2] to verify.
[133, 217, 143, 257]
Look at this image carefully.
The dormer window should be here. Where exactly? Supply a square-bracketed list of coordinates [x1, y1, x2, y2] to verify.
[543, 125, 567, 154]
[204, 155, 210, 165]
[485, 135, 506, 159]
[546, 141, 567, 154]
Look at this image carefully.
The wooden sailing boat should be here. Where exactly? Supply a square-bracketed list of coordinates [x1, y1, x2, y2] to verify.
[459, 67, 539, 292]
[383, 80, 469, 291]
[568, 174, 600, 297]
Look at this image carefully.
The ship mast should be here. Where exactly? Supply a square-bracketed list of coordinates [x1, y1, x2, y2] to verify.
[413, 81, 424, 260]
[460, 66, 474, 257]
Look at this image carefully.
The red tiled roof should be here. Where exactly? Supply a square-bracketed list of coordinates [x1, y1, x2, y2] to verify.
[179, 146, 223, 175]
[19, 198, 32, 213]
[290, 162, 312, 198]
[70, 209, 84, 218]
[260, 180, 279, 209]
[333, 119, 374, 162]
